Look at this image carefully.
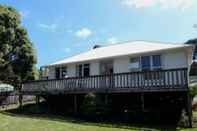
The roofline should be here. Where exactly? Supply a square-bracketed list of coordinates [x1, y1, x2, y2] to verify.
[42, 40, 184, 67]
[43, 45, 192, 68]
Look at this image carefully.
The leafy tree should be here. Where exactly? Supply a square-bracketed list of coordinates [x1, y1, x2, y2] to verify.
[185, 38, 197, 60]
[0, 5, 37, 88]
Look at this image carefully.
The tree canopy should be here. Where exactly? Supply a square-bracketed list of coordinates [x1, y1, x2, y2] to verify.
[0, 5, 37, 87]
[185, 38, 197, 60]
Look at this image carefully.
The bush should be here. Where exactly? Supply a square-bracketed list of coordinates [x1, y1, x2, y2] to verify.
[189, 85, 197, 99]
[79, 93, 110, 119]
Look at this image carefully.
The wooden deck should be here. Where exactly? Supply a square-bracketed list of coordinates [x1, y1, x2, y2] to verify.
[21, 68, 189, 95]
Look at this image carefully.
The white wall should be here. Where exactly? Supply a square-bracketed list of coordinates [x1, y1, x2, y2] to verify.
[163, 49, 187, 69]
[47, 48, 190, 79]
[90, 61, 100, 76]
[113, 49, 189, 73]
[113, 56, 130, 73]
[67, 64, 76, 77]
[48, 66, 55, 79]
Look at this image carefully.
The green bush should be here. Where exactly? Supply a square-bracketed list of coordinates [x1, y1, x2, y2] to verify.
[80, 93, 110, 119]
[189, 85, 197, 99]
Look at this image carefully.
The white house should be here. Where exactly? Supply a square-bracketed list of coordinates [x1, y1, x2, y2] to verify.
[41, 41, 194, 80]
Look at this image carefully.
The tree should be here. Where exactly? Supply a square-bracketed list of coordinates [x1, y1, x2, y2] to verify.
[185, 38, 197, 60]
[0, 5, 37, 88]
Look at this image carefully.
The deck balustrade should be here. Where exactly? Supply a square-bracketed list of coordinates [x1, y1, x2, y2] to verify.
[22, 68, 188, 94]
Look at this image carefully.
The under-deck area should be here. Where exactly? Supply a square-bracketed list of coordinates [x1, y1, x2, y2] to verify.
[18, 68, 193, 127]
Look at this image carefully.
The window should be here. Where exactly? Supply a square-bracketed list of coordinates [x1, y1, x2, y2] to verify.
[129, 57, 140, 71]
[141, 55, 162, 80]
[55, 67, 60, 79]
[61, 67, 67, 78]
[76, 64, 82, 77]
[152, 55, 161, 70]
[83, 64, 90, 77]
[76, 64, 90, 77]
[141, 56, 151, 71]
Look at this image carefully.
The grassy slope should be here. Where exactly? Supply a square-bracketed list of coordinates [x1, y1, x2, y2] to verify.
[0, 112, 151, 131]
[0, 103, 197, 131]
[0, 112, 197, 131]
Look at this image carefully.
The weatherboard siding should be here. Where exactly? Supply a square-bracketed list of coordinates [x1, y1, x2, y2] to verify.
[113, 57, 130, 73]
[163, 49, 187, 69]
[47, 48, 190, 79]
[90, 61, 100, 76]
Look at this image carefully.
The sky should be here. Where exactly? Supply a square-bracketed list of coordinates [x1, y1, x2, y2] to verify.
[0, 0, 197, 67]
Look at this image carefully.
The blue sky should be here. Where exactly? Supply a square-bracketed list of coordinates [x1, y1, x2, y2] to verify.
[0, 0, 197, 67]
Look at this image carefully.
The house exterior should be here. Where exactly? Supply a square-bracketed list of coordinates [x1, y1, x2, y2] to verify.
[21, 40, 195, 128]
[41, 41, 194, 80]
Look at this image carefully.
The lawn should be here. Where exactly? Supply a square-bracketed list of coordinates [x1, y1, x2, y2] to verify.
[0, 104, 196, 131]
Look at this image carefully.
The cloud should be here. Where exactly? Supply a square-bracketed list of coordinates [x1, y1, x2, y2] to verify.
[19, 10, 29, 18]
[75, 28, 92, 39]
[122, 0, 195, 10]
[38, 23, 58, 32]
[107, 37, 118, 44]
[64, 48, 71, 53]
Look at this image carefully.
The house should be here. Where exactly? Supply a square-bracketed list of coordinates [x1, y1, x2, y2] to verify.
[21, 40, 195, 127]
[42, 41, 194, 80]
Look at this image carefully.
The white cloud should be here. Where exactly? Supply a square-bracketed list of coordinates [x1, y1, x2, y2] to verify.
[122, 0, 156, 8]
[75, 28, 92, 39]
[107, 37, 118, 44]
[64, 48, 71, 53]
[19, 10, 29, 18]
[122, 0, 195, 10]
[38, 23, 58, 32]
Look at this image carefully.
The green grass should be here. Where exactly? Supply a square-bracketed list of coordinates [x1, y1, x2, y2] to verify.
[0, 104, 197, 131]
[0, 112, 151, 131]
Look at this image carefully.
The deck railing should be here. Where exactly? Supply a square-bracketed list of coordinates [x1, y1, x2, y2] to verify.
[22, 68, 188, 94]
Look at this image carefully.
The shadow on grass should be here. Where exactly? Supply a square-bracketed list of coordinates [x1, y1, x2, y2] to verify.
[0, 102, 179, 131]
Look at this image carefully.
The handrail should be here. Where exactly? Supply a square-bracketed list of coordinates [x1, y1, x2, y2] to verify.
[23, 68, 188, 83]
[21, 68, 189, 94]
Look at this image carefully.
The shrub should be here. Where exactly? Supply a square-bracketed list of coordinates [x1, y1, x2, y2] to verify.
[79, 93, 110, 120]
[189, 85, 197, 99]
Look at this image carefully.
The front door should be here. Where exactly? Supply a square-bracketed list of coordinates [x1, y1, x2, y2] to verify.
[100, 60, 114, 88]
[100, 60, 113, 75]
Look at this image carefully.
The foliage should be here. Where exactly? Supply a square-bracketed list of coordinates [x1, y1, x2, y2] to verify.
[185, 38, 197, 60]
[189, 85, 197, 99]
[80, 93, 110, 119]
[0, 5, 37, 88]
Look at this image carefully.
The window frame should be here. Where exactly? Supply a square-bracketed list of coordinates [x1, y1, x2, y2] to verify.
[61, 66, 67, 78]
[76, 63, 90, 77]
[152, 55, 162, 70]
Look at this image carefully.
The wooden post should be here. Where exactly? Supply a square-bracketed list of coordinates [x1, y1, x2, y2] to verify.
[74, 95, 77, 115]
[105, 94, 108, 105]
[187, 93, 192, 128]
[141, 92, 145, 112]
[36, 95, 40, 105]
[19, 94, 23, 110]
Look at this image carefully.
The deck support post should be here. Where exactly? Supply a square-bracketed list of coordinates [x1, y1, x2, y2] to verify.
[105, 94, 108, 105]
[36, 95, 40, 105]
[19, 94, 23, 111]
[74, 94, 77, 115]
[141, 92, 145, 112]
[186, 93, 192, 128]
